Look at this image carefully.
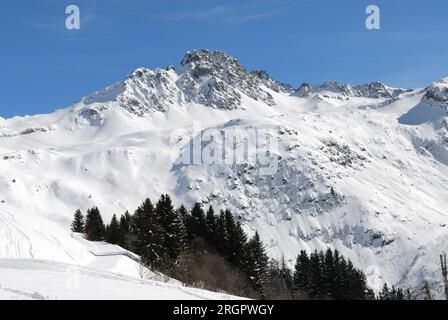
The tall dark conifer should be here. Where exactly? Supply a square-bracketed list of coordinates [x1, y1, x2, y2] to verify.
[223, 209, 236, 261]
[118, 211, 132, 249]
[279, 255, 293, 291]
[231, 221, 248, 268]
[85, 207, 106, 241]
[308, 251, 323, 299]
[131, 199, 163, 270]
[322, 249, 334, 298]
[215, 210, 227, 254]
[71, 209, 85, 233]
[178, 205, 194, 242]
[106, 214, 120, 244]
[190, 203, 206, 239]
[245, 232, 269, 297]
[293, 250, 310, 293]
[177, 205, 188, 223]
[205, 206, 216, 245]
[156, 194, 187, 267]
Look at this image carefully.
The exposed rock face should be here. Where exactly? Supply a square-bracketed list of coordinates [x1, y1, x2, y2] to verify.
[295, 80, 410, 99]
[177, 50, 284, 109]
[296, 83, 312, 97]
[82, 50, 419, 119]
[121, 68, 182, 115]
[84, 67, 181, 116]
[83, 49, 295, 115]
[423, 78, 448, 111]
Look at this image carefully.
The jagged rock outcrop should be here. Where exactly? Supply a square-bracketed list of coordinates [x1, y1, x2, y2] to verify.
[295, 80, 410, 99]
[81, 50, 419, 120]
[177, 50, 286, 109]
[83, 49, 294, 115]
[423, 78, 448, 111]
[84, 67, 181, 116]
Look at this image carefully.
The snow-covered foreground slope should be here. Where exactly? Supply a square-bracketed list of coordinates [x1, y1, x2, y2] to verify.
[0, 232, 241, 300]
[0, 258, 240, 300]
[1, 50, 448, 298]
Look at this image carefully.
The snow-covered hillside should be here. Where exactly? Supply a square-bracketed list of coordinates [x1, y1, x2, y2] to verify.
[0, 257, 240, 300]
[1, 49, 447, 297]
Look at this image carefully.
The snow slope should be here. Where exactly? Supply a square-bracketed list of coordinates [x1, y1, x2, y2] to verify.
[0, 50, 448, 297]
[0, 230, 241, 300]
[0, 258, 240, 300]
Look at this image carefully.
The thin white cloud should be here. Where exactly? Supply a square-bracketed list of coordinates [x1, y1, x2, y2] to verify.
[228, 10, 283, 23]
[161, 5, 283, 24]
[163, 6, 228, 21]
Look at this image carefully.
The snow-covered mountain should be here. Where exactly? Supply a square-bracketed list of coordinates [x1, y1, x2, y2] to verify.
[1, 49, 448, 298]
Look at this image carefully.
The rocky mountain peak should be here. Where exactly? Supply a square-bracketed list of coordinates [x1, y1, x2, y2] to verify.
[177, 49, 290, 109]
[179, 50, 292, 92]
[82, 50, 415, 120]
[180, 49, 240, 74]
[83, 50, 296, 116]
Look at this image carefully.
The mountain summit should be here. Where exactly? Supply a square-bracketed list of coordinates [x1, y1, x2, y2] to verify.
[83, 49, 293, 117]
[178, 49, 293, 109]
[83, 50, 413, 120]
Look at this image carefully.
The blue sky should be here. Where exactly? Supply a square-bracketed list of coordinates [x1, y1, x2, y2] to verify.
[1, 0, 448, 117]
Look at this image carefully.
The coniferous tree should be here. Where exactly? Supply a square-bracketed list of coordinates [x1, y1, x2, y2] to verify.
[177, 205, 188, 223]
[264, 259, 291, 299]
[331, 249, 343, 298]
[269, 257, 304, 299]
[223, 209, 242, 263]
[156, 194, 175, 262]
[343, 259, 366, 300]
[118, 211, 132, 249]
[337, 255, 349, 299]
[132, 199, 163, 270]
[223, 209, 235, 247]
[178, 205, 194, 242]
[347, 264, 370, 300]
[215, 210, 227, 254]
[85, 207, 106, 241]
[171, 205, 192, 279]
[231, 221, 248, 268]
[71, 209, 85, 233]
[106, 214, 120, 244]
[156, 194, 187, 267]
[190, 203, 206, 239]
[174, 209, 189, 255]
[205, 206, 217, 245]
[292, 248, 372, 300]
[279, 255, 294, 292]
[379, 283, 392, 300]
[378, 284, 407, 300]
[308, 251, 324, 299]
[66, 192, 379, 300]
[393, 287, 404, 300]
[294, 250, 310, 293]
[322, 249, 335, 298]
[245, 232, 269, 297]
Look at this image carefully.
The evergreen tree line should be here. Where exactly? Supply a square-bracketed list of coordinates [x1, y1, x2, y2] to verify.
[71, 195, 374, 300]
[377, 284, 412, 300]
[293, 249, 374, 300]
